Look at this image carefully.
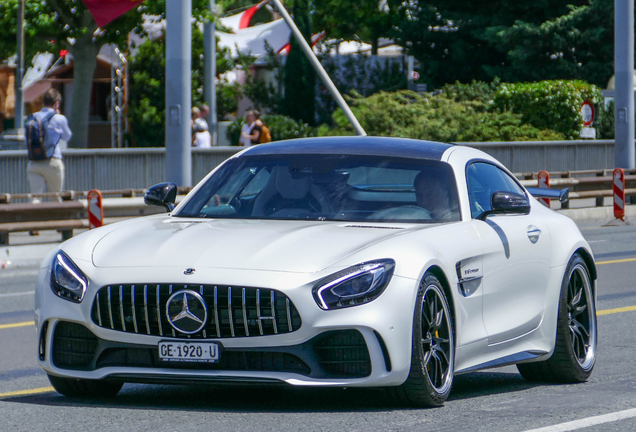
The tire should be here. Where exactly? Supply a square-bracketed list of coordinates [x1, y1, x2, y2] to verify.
[517, 253, 597, 383]
[48, 374, 123, 398]
[389, 273, 455, 407]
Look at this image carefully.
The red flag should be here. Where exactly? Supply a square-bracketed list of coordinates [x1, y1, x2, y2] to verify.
[82, 0, 143, 28]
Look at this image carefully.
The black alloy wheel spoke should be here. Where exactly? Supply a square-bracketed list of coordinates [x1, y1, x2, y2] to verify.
[570, 320, 589, 360]
[429, 295, 437, 328]
[434, 309, 444, 329]
[433, 345, 449, 366]
[423, 350, 432, 367]
[431, 352, 440, 386]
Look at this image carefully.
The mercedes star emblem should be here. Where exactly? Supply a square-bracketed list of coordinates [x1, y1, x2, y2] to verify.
[184, 268, 196, 275]
[166, 290, 208, 334]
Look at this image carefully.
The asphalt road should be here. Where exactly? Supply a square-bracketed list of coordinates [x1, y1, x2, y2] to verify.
[1, 223, 636, 432]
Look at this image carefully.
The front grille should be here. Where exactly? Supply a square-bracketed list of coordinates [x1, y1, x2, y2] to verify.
[91, 284, 302, 339]
[314, 330, 371, 378]
[52, 322, 98, 370]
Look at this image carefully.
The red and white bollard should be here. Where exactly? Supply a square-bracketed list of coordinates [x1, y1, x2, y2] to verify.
[87, 189, 104, 229]
[538, 170, 550, 208]
[613, 168, 625, 221]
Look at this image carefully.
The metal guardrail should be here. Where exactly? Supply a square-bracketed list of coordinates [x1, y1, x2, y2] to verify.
[457, 140, 616, 173]
[0, 147, 242, 198]
[516, 169, 636, 208]
[0, 167, 633, 244]
[0, 139, 624, 196]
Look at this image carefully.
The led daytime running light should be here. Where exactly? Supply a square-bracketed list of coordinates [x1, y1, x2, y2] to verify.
[315, 263, 384, 310]
[313, 259, 395, 310]
[51, 252, 87, 303]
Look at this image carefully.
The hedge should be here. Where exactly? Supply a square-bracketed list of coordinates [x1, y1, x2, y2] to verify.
[492, 80, 605, 139]
[323, 90, 564, 142]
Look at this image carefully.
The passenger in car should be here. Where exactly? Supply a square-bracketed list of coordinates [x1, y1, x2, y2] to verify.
[414, 169, 454, 220]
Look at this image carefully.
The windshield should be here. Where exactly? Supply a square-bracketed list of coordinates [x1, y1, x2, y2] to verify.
[175, 154, 461, 223]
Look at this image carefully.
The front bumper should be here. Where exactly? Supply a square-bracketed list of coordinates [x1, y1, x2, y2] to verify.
[35, 264, 417, 387]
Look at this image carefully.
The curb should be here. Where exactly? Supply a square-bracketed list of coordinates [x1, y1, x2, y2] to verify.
[557, 205, 636, 224]
[0, 243, 57, 270]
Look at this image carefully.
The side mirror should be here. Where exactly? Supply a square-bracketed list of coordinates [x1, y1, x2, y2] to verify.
[477, 191, 530, 221]
[145, 182, 177, 212]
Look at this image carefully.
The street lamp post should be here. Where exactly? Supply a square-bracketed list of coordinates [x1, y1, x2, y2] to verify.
[15, 0, 25, 131]
[204, 0, 217, 146]
[615, 0, 636, 171]
[165, 0, 192, 186]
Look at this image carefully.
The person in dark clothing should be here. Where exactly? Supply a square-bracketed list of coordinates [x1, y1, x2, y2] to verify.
[242, 110, 262, 145]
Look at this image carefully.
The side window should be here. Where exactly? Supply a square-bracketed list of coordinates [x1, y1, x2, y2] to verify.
[467, 162, 525, 219]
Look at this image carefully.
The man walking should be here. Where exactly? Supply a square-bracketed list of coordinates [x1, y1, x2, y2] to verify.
[26, 88, 72, 203]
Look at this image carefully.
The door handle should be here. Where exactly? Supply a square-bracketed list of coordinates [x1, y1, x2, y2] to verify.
[527, 226, 541, 244]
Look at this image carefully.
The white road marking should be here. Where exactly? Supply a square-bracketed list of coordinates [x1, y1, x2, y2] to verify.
[522, 407, 636, 432]
[0, 291, 35, 298]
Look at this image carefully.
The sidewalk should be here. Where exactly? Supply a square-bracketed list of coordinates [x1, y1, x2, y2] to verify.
[1, 206, 634, 270]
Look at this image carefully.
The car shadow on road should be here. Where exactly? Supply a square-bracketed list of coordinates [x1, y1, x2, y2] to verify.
[448, 370, 539, 401]
[3, 370, 552, 412]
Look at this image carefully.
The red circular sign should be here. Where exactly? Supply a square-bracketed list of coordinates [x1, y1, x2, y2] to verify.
[580, 101, 595, 126]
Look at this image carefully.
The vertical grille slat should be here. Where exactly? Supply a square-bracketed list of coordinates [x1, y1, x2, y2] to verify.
[242, 288, 249, 337]
[200, 285, 206, 338]
[131, 285, 138, 334]
[156, 284, 163, 336]
[256, 289, 263, 336]
[214, 286, 220, 338]
[92, 283, 300, 339]
[96, 293, 102, 327]
[119, 285, 126, 332]
[271, 291, 278, 334]
[143, 285, 150, 335]
[228, 287, 235, 337]
[107, 286, 114, 330]
[286, 298, 293, 332]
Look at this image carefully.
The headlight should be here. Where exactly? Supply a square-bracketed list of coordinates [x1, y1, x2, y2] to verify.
[312, 259, 395, 310]
[50, 251, 88, 303]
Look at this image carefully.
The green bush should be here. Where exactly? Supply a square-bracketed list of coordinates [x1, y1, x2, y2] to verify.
[492, 80, 605, 139]
[323, 90, 564, 142]
[226, 114, 316, 146]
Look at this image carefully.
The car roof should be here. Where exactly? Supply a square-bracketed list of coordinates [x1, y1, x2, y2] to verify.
[241, 136, 454, 161]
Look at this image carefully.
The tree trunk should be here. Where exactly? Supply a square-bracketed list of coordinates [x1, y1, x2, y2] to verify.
[67, 34, 100, 148]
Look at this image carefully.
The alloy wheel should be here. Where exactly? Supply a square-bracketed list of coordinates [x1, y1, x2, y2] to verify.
[567, 263, 596, 370]
[421, 284, 453, 392]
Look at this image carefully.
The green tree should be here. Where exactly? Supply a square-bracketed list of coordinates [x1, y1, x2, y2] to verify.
[127, 25, 239, 147]
[312, 0, 401, 55]
[0, 0, 215, 147]
[391, 0, 592, 88]
[282, 0, 315, 125]
[0, 0, 141, 147]
[495, 0, 614, 87]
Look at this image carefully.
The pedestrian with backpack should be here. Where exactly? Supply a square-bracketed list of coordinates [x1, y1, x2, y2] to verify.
[25, 88, 72, 203]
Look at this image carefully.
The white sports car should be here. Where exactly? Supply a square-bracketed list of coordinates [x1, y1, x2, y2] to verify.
[35, 137, 597, 407]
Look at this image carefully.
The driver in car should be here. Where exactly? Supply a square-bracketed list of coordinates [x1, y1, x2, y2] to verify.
[414, 169, 454, 220]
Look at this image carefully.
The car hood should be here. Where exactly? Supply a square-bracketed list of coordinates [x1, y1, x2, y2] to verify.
[91, 216, 420, 273]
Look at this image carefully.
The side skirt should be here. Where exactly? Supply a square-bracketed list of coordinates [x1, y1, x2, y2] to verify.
[455, 350, 549, 375]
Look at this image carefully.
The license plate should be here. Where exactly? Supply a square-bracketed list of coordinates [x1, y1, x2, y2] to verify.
[159, 341, 220, 363]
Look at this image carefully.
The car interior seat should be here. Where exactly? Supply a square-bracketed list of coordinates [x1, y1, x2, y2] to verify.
[251, 166, 333, 217]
